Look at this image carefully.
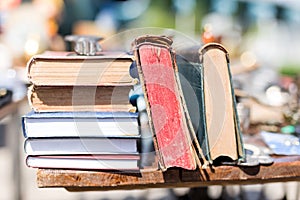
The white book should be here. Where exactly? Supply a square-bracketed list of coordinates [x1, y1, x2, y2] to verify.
[24, 137, 139, 155]
[22, 111, 139, 138]
[26, 154, 140, 170]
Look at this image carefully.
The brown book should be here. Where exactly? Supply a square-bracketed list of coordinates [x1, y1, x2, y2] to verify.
[199, 43, 244, 163]
[28, 85, 136, 112]
[26, 51, 135, 86]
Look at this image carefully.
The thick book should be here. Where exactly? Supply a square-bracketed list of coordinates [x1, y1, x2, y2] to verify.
[28, 85, 135, 112]
[133, 35, 201, 171]
[22, 111, 139, 138]
[26, 154, 140, 170]
[26, 51, 135, 86]
[199, 43, 244, 163]
[24, 137, 139, 155]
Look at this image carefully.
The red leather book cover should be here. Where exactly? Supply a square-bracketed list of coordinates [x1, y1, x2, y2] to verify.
[133, 36, 197, 170]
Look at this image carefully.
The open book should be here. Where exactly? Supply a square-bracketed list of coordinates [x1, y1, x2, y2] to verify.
[132, 35, 244, 171]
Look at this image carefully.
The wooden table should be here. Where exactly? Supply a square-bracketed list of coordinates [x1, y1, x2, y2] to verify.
[36, 133, 300, 191]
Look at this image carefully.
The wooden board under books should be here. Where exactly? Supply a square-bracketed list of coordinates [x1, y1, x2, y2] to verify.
[28, 85, 135, 112]
[36, 154, 300, 190]
[35, 133, 300, 189]
[27, 51, 135, 86]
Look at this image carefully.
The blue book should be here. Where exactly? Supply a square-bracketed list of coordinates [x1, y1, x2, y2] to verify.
[22, 111, 139, 138]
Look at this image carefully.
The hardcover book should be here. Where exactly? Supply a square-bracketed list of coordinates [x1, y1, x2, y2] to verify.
[26, 154, 140, 170]
[28, 85, 135, 112]
[199, 43, 244, 163]
[133, 35, 202, 171]
[24, 137, 139, 155]
[26, 51, 135, 86]
[22, 111, 139, 138]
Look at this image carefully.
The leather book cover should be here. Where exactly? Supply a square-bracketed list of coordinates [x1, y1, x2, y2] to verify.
[132, 35, 199, 171]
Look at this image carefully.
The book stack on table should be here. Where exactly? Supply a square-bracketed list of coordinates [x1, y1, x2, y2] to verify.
[22, 35, 246, 176]
[22, 51, 142, 171]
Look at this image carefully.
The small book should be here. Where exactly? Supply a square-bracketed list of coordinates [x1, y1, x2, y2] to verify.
[26, 51, 135, 86]
[24, 137, 139, 155]
[22, 111, 139, 138]
[26, 154, 140, 170]
[28, 85, 135, 112]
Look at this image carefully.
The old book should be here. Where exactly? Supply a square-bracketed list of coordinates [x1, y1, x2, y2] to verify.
[133, 36, 244, 170]
[26, 154, 140, 170]
[176, 54, 210, 162]
[28, 85, 135, 112]
[26, 51, 135, 86]
[199, 43, 244, 163]
[133, 35, 201, 171]
[22, 111, 139, 138]
[24, 137, 139, 155]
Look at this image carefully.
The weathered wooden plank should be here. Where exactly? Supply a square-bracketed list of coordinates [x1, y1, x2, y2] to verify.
[37, 154, 300, 191]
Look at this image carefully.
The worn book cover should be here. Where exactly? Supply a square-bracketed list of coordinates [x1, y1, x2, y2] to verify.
[26, 51, 135, 86]
[132, 35, 244, 170]
[199, 43, 244, 163]
[28, 85, 135, 112]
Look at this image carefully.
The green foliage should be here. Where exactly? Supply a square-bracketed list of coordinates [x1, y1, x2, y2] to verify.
[279, 64, 300, 77]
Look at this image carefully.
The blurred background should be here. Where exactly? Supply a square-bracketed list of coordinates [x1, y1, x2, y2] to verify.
[0, 0, 300, 200]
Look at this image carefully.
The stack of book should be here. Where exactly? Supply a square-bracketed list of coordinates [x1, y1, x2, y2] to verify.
[22, 35, 245, 173]
[22, 50, 141, 171]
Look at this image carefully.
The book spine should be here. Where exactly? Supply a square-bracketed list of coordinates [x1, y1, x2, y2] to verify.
[134, 47, 164, 169]
[133, 35, 197, 171]
[24, 137, 139, 155]
[199, 43, 245, 163]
